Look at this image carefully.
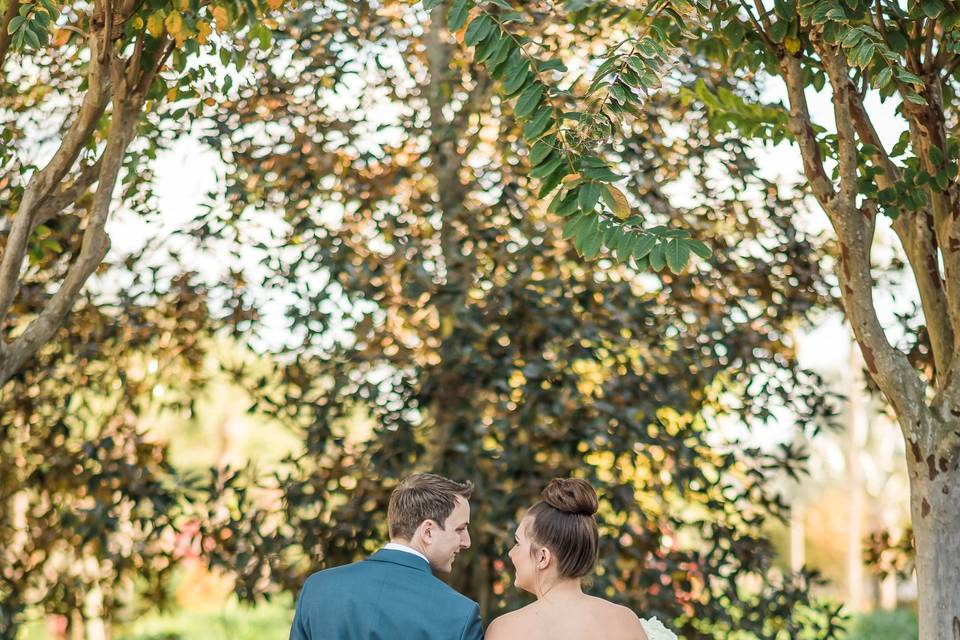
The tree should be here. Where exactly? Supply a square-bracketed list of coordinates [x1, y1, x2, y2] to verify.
[0, 254, 216, 638]
[188, 1, 845, 636]
[443, 0, 960, 635]
[0, 0, 281, 384]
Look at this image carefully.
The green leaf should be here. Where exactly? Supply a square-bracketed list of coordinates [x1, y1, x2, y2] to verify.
[574, 216, 601, 257]
[905, 91, 927, 105]
[529, 138, 556, 166]
[562, 213, 588, 239]
[8, 15, 24, 33]
[923, 0, 944, 18]
[549, 189, 577, 215]
[23, 25, 39, 48]
[686, 239, 712, 259]
[423, 0, 443, 9]
[502, 61, 530, 95]
[539, 59, 567, 72]
[770, 20, 789, 43]
[487, 38, 512, 71]
[874, 66, 892, 88]
[530, 154, 564, 179]
[578, 182, 601, 212]
[631, 235, 656, 259]
[464, 15, 493, 46]
[476, 33, 502, 62]
[617, 233, 638, 262]
[538, 165, 568, 197]
[649, 242, 665, 271]
[522, 106, 553, 140]
[448, 0, 471, 30]
[896, 68, 923, 85]
[665, 239, 690, 273]
[515, 83, 544, 118]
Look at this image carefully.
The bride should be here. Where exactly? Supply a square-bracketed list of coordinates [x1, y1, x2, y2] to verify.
[486, 478, 677, 640]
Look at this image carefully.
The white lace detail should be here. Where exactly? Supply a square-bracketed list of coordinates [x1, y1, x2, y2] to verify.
[639, 616, 679, 640]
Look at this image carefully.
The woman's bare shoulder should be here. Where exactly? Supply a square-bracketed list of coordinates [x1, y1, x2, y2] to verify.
[585, 597, 649, 639]
[485, 605, 535, 640]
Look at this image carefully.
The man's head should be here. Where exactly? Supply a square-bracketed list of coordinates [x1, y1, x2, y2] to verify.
[388, 473, 473, 573]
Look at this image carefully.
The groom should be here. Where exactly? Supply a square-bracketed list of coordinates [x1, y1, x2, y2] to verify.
[288, 473, 484, 639]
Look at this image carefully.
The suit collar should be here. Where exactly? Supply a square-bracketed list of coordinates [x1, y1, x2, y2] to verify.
[368, 548, 432, 573]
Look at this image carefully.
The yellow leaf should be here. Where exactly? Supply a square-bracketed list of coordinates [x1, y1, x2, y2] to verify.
[454, 7, 479, 44]
[606, 185, 631, 220]
[174, 0, 188, 10]
[166, 87, 178, 101]
[165, 11, 183, 38]
[131, 16, 144, 30]
[196, 20, 212, 44]
[562, 173, 582, 184]
[211, 5, 229, 31]
[784, 36, 802, 54]
[267, 0, 283, 10]
[52, 28, 70, 46]
[147, 11, 165, 37]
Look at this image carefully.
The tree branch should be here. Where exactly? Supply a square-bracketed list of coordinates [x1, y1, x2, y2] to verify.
[815, 41, 925, 426]
[844, 77, 954, 378]
[0, 0, 18, 71]
[778, 54, 836, 205]
[0, 34, 111, 330]
[0, 92, 140, 384]
[922, 16, 936, 72]
[27, 159, 105, 238]
[900, 81, 960, 382]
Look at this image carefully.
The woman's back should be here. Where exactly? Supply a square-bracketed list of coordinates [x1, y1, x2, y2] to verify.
[486, 594, 649, 640]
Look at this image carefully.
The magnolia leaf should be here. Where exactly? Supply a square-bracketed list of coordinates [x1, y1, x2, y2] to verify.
[197, 20, 212, 43]
[147, 11, 165, 37]
[212, 5, 230, 31]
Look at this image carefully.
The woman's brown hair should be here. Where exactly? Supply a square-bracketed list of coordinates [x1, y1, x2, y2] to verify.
[526, 478, 599, 579]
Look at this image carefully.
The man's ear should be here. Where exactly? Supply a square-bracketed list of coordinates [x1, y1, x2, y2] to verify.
[417, 519, 436, 545]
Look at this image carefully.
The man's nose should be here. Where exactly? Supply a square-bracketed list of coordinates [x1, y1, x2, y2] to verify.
[462, 531, 471, 549]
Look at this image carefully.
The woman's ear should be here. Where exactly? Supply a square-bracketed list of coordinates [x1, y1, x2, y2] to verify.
[537, 547, 550, 569]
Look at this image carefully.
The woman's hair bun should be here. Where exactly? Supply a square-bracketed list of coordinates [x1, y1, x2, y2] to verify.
[541, 478, 598, 516]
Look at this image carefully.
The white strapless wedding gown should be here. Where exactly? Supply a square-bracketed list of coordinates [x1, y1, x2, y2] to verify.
[639, 616, 679, 640]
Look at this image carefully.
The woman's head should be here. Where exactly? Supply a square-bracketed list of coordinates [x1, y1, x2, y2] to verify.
[508, 478, 599, 594]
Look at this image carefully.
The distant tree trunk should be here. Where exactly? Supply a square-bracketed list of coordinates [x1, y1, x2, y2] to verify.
[846, 347, 867, 612]
[789, 503, 805, 573]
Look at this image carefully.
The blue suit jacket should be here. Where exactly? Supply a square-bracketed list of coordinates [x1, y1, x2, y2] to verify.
[289, 549, 484, 640]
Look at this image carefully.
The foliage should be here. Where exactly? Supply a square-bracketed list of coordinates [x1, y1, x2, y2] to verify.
[0, 241, 220, 637]
[450, 0, 960, 635]
[0, 0, 284, 384]
[179, 2, 846, 638]
[844, 608, 918, 640]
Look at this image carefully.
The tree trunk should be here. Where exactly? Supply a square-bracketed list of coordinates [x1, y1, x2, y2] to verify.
[846, 347, 867, 612]
[906, 421, 960, 640]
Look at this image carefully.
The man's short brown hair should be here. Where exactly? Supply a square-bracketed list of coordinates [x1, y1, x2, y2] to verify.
[388, 473, 474, 540]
